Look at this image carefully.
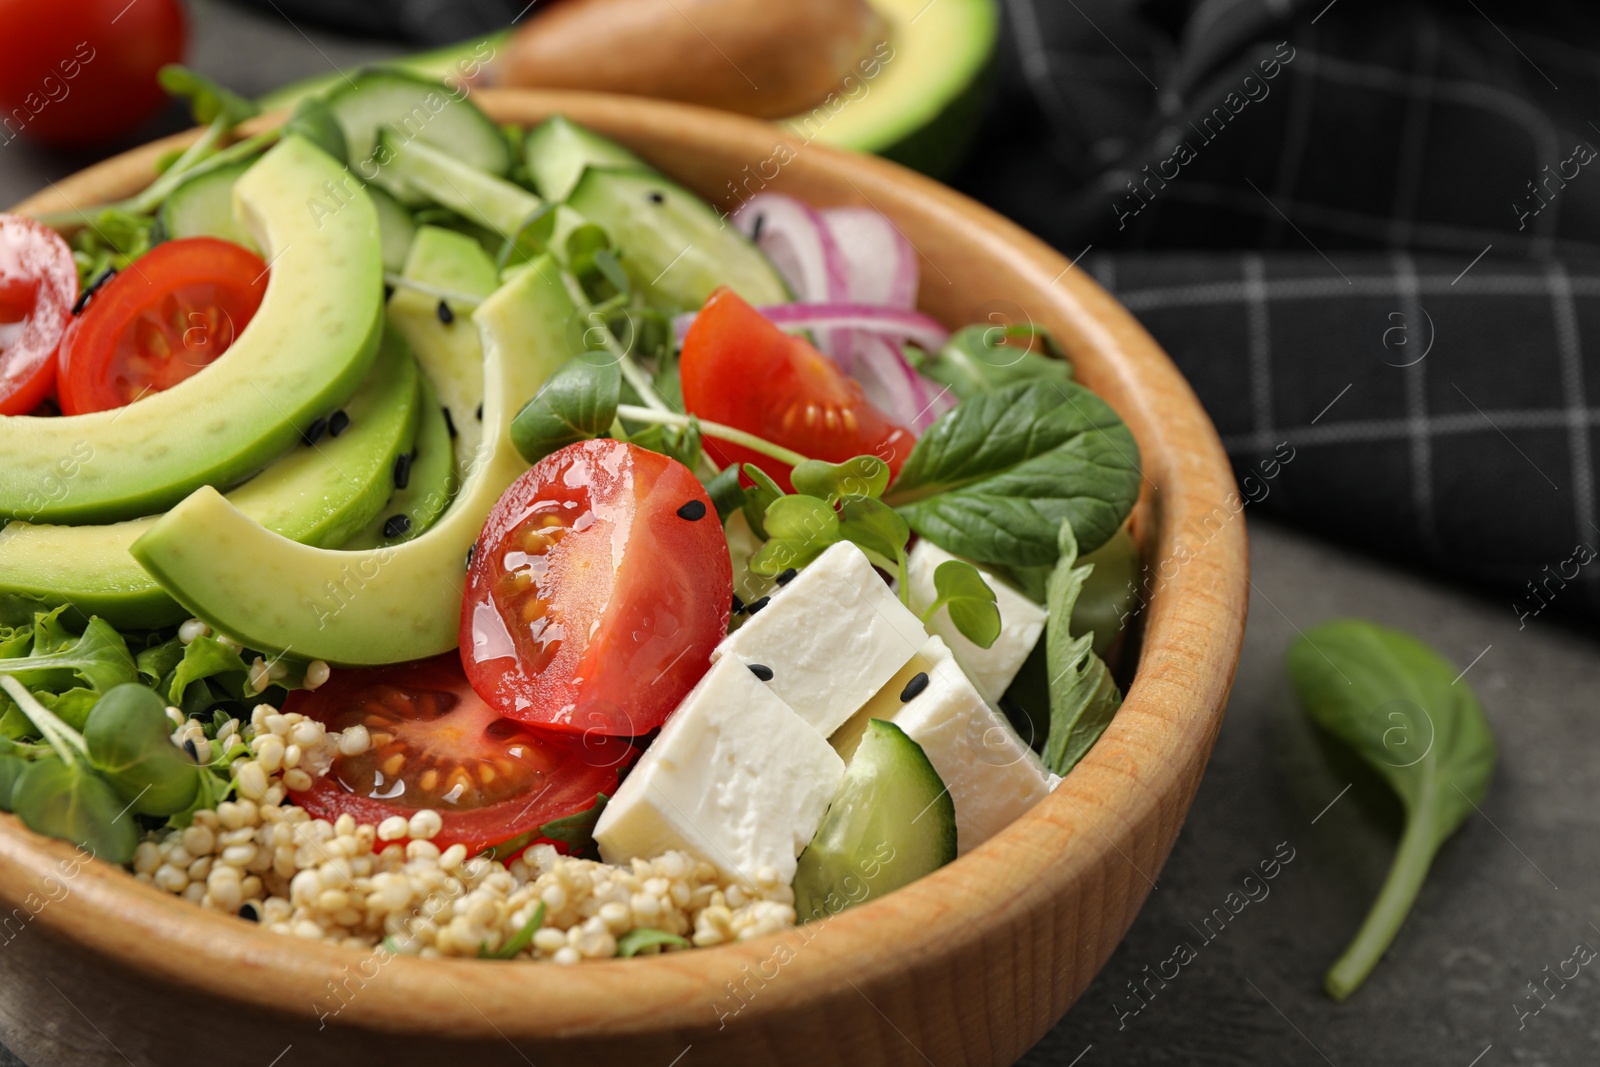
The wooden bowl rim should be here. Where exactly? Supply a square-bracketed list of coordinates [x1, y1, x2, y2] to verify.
[4, 88, 1248, 1041]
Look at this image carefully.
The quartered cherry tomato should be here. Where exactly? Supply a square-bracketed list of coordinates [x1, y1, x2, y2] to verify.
[461, 439, 733, 736]
[680, 287, 914, 491]
[0, 214, 77, 415]
[56, 237, 267, 414]
[285, 655, 631, 855]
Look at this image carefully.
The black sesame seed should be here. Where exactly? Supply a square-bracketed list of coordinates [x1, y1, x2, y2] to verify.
[776, 568, 798, 586]
[301, 416, 327, 446]
[746, 595, 771, 615]
[182, 738, 201, 763]
[731, 593, 745, 614]
[436, 299, 454, 325]
[751, 214, 765, 242]
[73, 267, 117, 315]
[676, 499, 707, 521]
[328, 409, 350, 437]
[466, 542, 477, 567]
[238, 902, 260, 922]
[442, 406, 458, 438]
[648, 191, 666, 204]
[747, 663, 774, 681]
[393, 451, 413, 490]
[383, 514, 412, 539]
[383, 282, 395, 301]
[475, 402, 483, 421]
[899, 671, 930, 703]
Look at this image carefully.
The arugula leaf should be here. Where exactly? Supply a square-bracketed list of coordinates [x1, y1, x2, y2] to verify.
[885, 381, 1141, 567]
[920, 560, 1000, 650]
[919, 324, 1072, 400]
[740, 464, 785, 541]
[35, 689, 101, 733]
[750, 496, 839, 576]
[1288, 620, 1496, 1001]
[510, 355, 621, 464]
[705, 466, 746, 523]
[616, 927, 690, 957]
[157, 65, 258, 127]
[791, 455, 890, 504]
[136, 636, 187, 688]
[1070, 527, 1141, 658]
[481, 902, 546, 959]
[537, 793, 609, 861]
[0, 615, 138, 695]
[167, 635, 249, 706]
[1039, 522, 1122, 775]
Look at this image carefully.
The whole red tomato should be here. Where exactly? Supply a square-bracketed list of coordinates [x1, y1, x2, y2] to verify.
[0, 0, 188, 147]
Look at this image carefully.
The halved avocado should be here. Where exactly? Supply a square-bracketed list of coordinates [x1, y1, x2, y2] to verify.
[254, 0, 1000, 177]
[0, 136, 384, 524]
[0, 330, 421, 629]
[130, 256, 577, 665]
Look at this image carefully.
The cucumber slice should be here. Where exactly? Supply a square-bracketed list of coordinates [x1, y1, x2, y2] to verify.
[324, 69, 511, 204]
[378, 130, 552, 246]
[159, 160, 258, 251]
[367, 185, 418, 274]
[525, 115, 648, 202]
[566, 167, 790, 312]
[792, 719, 956, 923]
[343, 373, 455, 549]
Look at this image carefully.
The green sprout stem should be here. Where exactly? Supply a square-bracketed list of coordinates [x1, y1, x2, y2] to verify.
[1323, 799, 1440, 1001]
[0, 675, 87, 764]
[616, 404, 810, 469]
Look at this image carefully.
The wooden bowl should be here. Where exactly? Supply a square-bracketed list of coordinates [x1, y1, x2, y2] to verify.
[4, 90, 1248, 1067]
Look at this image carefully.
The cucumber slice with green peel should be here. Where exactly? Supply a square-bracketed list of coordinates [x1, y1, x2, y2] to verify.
[387, 225, 500, 477]
[368, 185, 418, 273]
[792, 719, 956, 923]
[566, 167, 790, 312]
[342, 373, 455, 549]
[377, 131, 550, 245]
[0, 328, 420, 629]
[159, 160, 258, 251]
[525, 115, 648, 202]
[323, 69, 511, 205]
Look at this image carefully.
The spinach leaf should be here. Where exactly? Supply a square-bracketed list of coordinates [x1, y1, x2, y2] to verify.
[919, 323, 1072, 400]
[1040, 522, 1122, 775]
[885, 381, 1141, 567]
[1288, 620, 1496, 1001]
[616, 927, 690, 957]
[510, 355, 621, 464]
[538, 794, 609, 861]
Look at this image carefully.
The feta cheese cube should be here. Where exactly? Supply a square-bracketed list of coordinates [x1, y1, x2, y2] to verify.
[593, 657, 844, 883]
[834, 635, 1055, 854]
[906, 540, 1046, 705]
[714, 540, 926, 737]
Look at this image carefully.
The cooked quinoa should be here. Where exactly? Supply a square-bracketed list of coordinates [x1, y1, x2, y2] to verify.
[135, 703, 796, 959]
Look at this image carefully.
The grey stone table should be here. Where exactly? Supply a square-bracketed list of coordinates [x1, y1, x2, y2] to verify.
[2, 4, 1595, 1064]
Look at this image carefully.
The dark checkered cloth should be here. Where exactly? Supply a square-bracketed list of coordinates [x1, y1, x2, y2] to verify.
[949, 0, 1600, 620]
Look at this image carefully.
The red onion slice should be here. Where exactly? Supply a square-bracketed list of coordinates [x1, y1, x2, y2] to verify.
[732, 194, 850, 306]
[673, 303, 949, 355]
[822, 207, 918, 309]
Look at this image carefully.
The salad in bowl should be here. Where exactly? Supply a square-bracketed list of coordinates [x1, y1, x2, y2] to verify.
[0, 68, 1144, 966]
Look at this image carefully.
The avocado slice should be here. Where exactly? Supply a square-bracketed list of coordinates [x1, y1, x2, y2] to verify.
[0, 330, 421, 629]
[0, 136, 384, 524]
[130, 256, 577, 666]
[341, 373, 455, 550]
[386, 225, 499, 477]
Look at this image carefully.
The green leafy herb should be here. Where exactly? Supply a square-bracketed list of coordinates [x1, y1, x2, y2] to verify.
[510, 355, 622, 464]
[1069, 527, 1141, 658]
[705, 466, 746, 523]
[919, 323, 1072, 400]
[34, 688, 100, 732]
[615, 927, 690, 957]
[157, 65, 258, 127]
[1040, 522, 1122, 775]
[740, 464, 785, 541]
[626, 417, 702, 470]
[919, 560, 1000, 650]
[281, 95, 347, 161]
[750, 495, 839, 576]
[537, 793, 609, 861]
[83, 684, 201, 817]
[167, 634, 250, 706]
[0, 754, 27, 812]
[0, 611, 138, 695]
[70, 209, 158, 290]
[10, 757, 138, 864]
[791, 455, 890, 505]
[481, 902, 546, 959]
[885, 381, 1141, 567]
[1288, 620, 1497, 1002]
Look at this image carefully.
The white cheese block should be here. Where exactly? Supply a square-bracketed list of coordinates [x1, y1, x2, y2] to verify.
[835, 635, 1055, 855]
[593, 657, 844, 883]
[906, 540, 1047, 705]
[714, 540, 926, 737]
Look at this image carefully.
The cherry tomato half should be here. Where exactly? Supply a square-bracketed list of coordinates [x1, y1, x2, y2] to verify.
[0, 0, 187, 148]
[56, 237, 268, 415]
[680, 287, 914, 492]
[0, 215, 77, 415]
[461, 439, 733, 736]
[285, 655, 632, 855]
